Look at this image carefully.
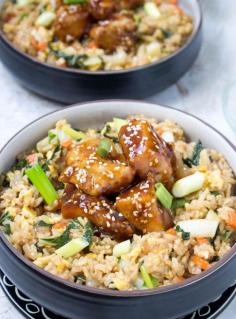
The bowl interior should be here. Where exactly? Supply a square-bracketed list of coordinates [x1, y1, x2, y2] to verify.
[0, 0, 201, 75]
[0, 100, 236, 297]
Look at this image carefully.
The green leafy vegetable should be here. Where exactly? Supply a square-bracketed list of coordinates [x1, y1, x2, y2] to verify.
[63, 0, 87, 4]
[39, 219, 82, 248]
[210, 191, 220, 196]
[176, 225, 190, 240]
[36, 220, 52, 228]
[0, 212, 12, 225]
[183, 141, 203, 168]
[49, 45, 88, 68]
[161, 29, 173, 38]
[0, 212, 12, 235]
[50, 145, 62, 160]
[172, 198, 186, 210]
[25, 164, 58, 205]
[4, 224, 11, 235]
[48, 131, 57, 142]
[18, 12, 29, 22]
[222, 230, 233, 241]
[13, 158, 28, 170]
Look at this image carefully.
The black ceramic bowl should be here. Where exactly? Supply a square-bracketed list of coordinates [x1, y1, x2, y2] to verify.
[0, 0, 202, 103]
[0, 101, 236, 319]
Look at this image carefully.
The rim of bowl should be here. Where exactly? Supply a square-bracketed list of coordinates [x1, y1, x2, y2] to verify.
[0, 99, 236, 297]
[0, 0, 202, 76]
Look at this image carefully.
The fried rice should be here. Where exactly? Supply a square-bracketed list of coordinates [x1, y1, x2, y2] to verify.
[1, 0, 193, 70]
[0, 115, 235, 291]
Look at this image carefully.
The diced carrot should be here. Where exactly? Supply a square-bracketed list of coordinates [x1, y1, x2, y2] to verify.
[37, 42, 47, 51]
[192, 255, 210, 271]
[88, 41, 98, 49]
[26, 154, 37, 165]
[170, 0, 178, 4]
[166, 228, 176, 236]
[226, 211, 236, 229]
[52, 222, 67, 230]
[61, 139, 72, 149]
[156, 0, 161, 5]
[175, 5, 183, 15]
[31, 37, 47, 51]
[196, 237, 208, 245]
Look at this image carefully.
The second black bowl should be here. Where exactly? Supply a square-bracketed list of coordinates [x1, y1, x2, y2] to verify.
[0, 0, 202, 104]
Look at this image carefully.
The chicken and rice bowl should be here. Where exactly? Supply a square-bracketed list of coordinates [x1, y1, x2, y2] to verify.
[1, 0, 193, 70]
[0, 115, 236, 291]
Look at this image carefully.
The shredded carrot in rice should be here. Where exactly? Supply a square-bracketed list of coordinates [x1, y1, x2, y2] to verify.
[196, 237, 208, 245]
[192, 255, 210, 271]
[226, 211, 236, 229]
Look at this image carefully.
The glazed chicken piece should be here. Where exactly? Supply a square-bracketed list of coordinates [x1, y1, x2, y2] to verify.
[89, 13, 137, 53]
[62, 184, 134, 239]
[115, 175, 173, 233]
[119, 119, 176, 189]
[89, 0, 116, 20]
[60, 138, 135, 196]
[54, 4, 90, 41]
[117, 0, 144, 10]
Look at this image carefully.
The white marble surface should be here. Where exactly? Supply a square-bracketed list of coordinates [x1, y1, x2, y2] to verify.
[0, 0, 236, 318]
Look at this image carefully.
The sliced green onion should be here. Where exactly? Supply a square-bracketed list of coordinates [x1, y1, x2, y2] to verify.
[144, 2, 161, 18]
[140, 265, 153, 289]
[150, 276, 159, 288]
[101, 118, 128, 138]
[176, 219, 219, 238]
[25, 164, 58, 205]
[62, 126, 86, 141]
[155, 183, 173, 209]
[113, 240, 131, 257]
[222, 230, 233, 241]
[172, 172, 205, 198]
[172, 198, 186, 210]
[63, 0, 87, 4]
[55, 238, 89, 258]
[206, 211, 220, 223]
[36, 11, 56, 27]
[97, 138, 112, 158]
[48, 130, 57, 142]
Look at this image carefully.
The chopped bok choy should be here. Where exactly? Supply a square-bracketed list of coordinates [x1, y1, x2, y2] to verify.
[62, 125, 86, 141]
[101, 118, 128, 142]
[172, 172, 205, 198]
[56, 238, 89, 258]
[144, 2, 161, 18]
[36, 12, 56, 27]
[113, 240, 131, 257]
[176, 219, 219, 238]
